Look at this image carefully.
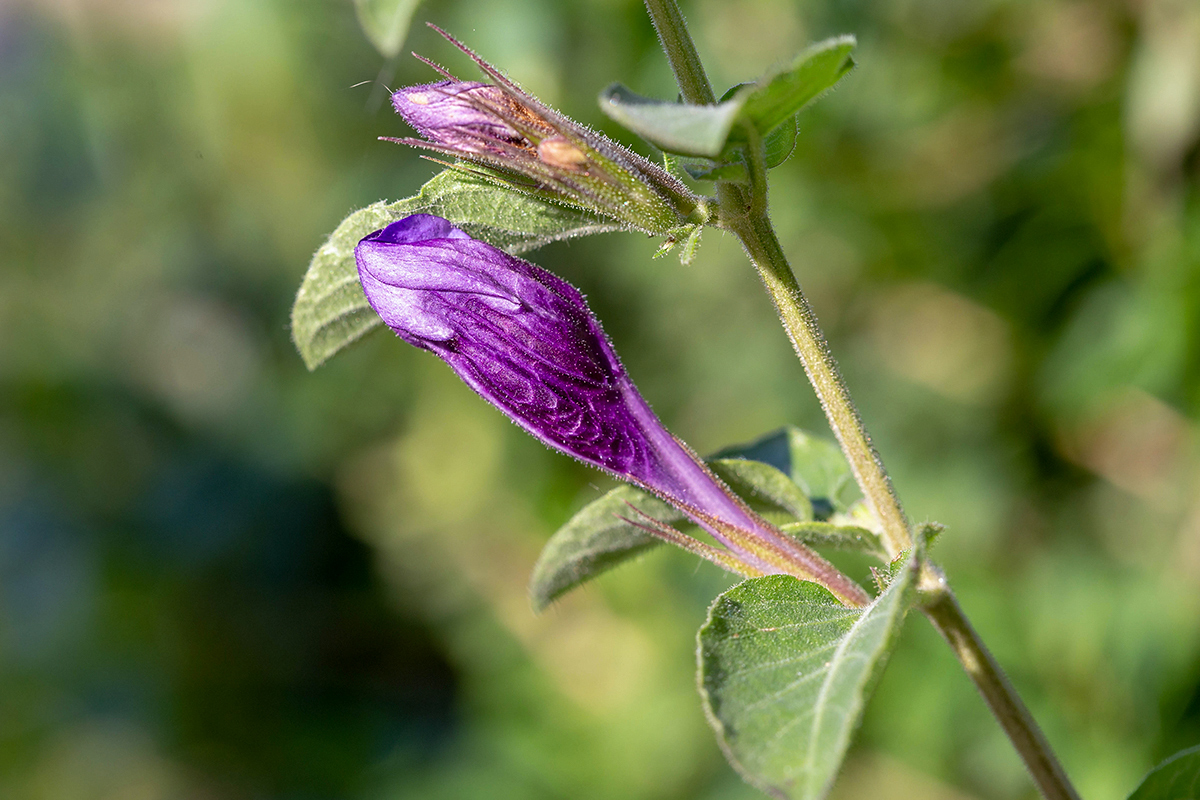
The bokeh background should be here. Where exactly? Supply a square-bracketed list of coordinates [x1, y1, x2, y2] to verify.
[3, 0, 1200, 797]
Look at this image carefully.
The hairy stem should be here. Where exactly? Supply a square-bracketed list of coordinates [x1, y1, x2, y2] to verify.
[726, 205, 912, 559]
[642, 0, 715, 105]
[921, 569, 1082, 800]
[722, 188, 1081, 800]
[640, 3, 1083, 798]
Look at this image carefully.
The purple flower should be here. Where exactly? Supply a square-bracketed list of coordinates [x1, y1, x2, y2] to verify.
[357, 214, 869, 606]
[358, 214, 679, 489]
[382, 27, 707, 235]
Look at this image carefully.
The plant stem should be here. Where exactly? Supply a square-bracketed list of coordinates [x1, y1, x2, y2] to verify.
[642, 0, 716, 105]
[639, 4, 1083, 797]
[727, 207, 912, 559]
[921, 568, 1082, 800]
[723, 195, 1081, 800]
[642, 0, 912, 558]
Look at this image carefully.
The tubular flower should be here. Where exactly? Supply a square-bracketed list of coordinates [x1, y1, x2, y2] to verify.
[384, 27, 708, 236]
[356, 214, 868, 607]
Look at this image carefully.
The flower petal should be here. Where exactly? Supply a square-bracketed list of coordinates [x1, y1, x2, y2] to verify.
[356, 214, 664, 480]
[392, 81, 528, 152]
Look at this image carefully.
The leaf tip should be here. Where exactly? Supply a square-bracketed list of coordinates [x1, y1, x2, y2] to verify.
[527, 567, 556, 613]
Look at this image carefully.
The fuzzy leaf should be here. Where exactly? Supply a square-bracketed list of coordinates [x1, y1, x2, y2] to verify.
[291, 169, 620, 369]
[603, 37, 851, 168]
[698, 555, 915, 800]
[683, 160, 747, 182]
[739, 36, 857, 136]
[599, 84, 749, 158]
[353, 0, 422, 59]
[713, 426, 861, 519]
[709, 458, 813, 523]
[679, 118, 798, 183]
[785, 430, 862, 516]
[529, 431, 865, 609]
[764, 116, 799, 167]
[780, 522, 887, 560]
[529, 429, 865, 607]
[529, 486, 681, 611]
[528, 457, 814, 611]
[1128, 745, 1200, 800]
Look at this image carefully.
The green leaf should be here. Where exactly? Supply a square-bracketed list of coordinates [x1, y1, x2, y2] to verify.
[678, 115, 798, 182]
[679, 224, 704, 265]
[786, 430, 862, 516]
[1128, 745, 1200, 800]
[599, 83, 749, 158]
[530, 428, 868, 608]
[682, 159, 747, 182]
[739, 36, 857, 137]
[529, 486, 681, 612]
[698, 555, 915, 800]
[780, 522, 887, 560]
[764, 116, 799, 168]
[709, 458, 813, 523]
[291, 169, 621, 369]
[713, 426, 861, 518]
[353, 0, 422, 59]
[602, 37, 851, 171]
[530, 457, 817, 609]
[711, 430, 792, 473]
[290, 202, 408, 372]
[654, 223, 705, 265]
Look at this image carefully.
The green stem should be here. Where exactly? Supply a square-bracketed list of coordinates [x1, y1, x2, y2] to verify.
[641, 0, 908, 560]
[726, 206, 912, 559]
[639, 5, 1082, 798]
[921, 569, 1082, 800]
[734, 207, 1080, 800]
[740, 123, 769, 218]
[642, 0, 716, 105]
[723, 196, 1080, 800]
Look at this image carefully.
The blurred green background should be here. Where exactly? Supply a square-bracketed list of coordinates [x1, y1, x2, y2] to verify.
[2, 0, 1199, 798]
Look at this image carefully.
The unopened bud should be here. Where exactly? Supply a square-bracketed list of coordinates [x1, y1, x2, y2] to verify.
[382, 27, 710, 234]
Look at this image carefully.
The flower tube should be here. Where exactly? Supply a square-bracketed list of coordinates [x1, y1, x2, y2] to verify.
[357, 214, 869, 606]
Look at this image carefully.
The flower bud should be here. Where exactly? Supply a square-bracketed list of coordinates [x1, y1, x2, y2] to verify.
[357, 214, 868, 606]
[382, 27, 710, 235]
[357, 213, 689, 491]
